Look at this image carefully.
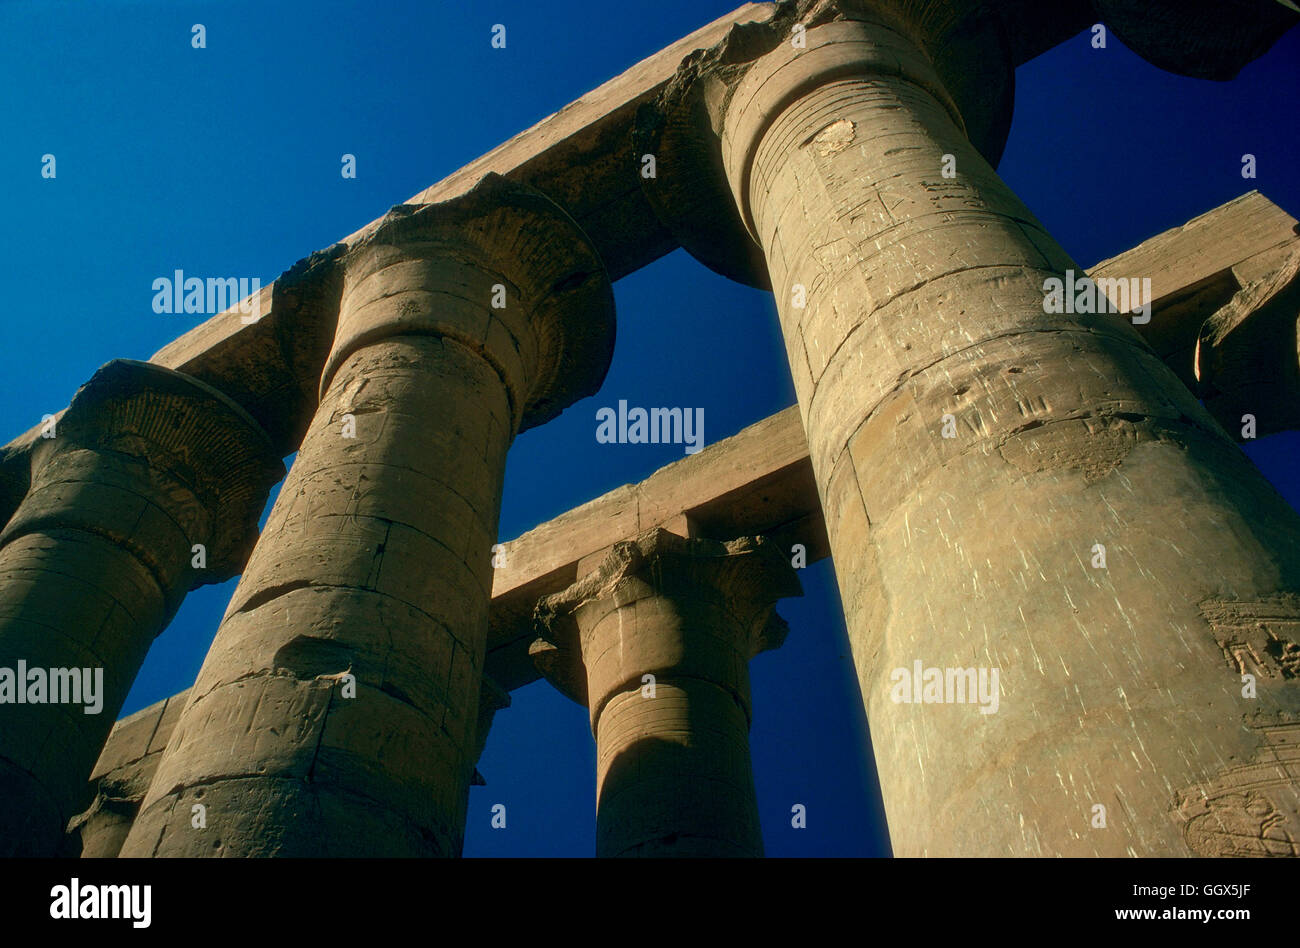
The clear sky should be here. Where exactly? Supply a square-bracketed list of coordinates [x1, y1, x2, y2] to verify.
[1, 0, 1297, 857]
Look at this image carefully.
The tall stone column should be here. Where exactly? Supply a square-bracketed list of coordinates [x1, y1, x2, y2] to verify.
[641, 2, 1300, 855]
[0, 360, 282, 856]
[121, 173, 615, 857]
[532, 528, 801, 857]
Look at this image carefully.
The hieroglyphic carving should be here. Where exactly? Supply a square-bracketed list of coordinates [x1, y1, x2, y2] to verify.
[1174, 712, 1300, 856]
[1201, 595, 1300, 680]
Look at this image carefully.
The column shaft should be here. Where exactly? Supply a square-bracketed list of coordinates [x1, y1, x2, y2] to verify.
[729, 20, 1300, 855]
[639, 9, 1300, 855]
[0, 524, 163, 856]
[122, 173, 614, 857]
[596, 680, 761, 858]
[126, 338, 507, 856]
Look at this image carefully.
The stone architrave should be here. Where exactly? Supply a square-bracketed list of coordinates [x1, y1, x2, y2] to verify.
[532, 527, 801, 857]
[0, 360, 283, 856]
[639, 0, 1300, 855]
[119, 173, 615, 858]
[1195, 245, 1300, 439]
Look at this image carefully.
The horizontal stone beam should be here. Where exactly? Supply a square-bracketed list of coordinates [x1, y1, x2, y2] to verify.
[487, 404, 825, 691]
[67, 689, 189, 857]
[1196, 243, 1300, 438]
[145, 0, 1090, 429]
[1088, 189, 1300, 392]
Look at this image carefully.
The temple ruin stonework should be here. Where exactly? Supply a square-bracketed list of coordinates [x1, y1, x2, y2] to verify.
[3, 0, 1300, 858]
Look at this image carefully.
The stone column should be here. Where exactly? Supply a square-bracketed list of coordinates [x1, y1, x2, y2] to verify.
[0, 360, 282, 857]
[532, 528, 801, 857]
[121, 173, 615, 857]
[641, 2, 1300, 855]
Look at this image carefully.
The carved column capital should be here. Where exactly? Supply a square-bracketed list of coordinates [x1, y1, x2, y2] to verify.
[327, 172, 616, 434]
[532, 526, 801, 726]
[635, 0, 1014, 288]
[4, 359, 283, 600]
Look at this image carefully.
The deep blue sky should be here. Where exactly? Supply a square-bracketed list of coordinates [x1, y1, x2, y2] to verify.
[1, 1, 1297, 857]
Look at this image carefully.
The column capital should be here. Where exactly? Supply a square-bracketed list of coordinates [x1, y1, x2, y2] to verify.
[325, 172, 616, 434]
[3, 360, 283, 596]
[1091, 0, 1298, 81]
[531, 527, 801, 723]
[635, 0, 1014, 288]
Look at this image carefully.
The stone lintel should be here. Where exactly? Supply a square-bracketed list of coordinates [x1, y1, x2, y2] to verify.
[1088, 190, 1300, 392]
[1195, 244, 1300, 438]
[491, 405, 821, 691]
